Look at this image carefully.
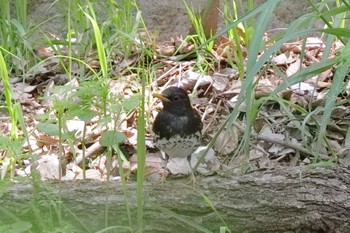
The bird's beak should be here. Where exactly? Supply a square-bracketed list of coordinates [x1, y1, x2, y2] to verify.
[152, 93, 170, 102]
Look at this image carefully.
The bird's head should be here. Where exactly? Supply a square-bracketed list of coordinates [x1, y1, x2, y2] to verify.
[153, 87, 192, 114]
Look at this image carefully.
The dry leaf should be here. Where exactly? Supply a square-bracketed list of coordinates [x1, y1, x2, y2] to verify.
[214, 125, 239, 155]
[286, 58, 302, 77]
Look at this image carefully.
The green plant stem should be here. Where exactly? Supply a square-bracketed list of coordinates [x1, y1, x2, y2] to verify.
[67, 0, 72, 80]
[82, 122, 87, 179]
[136, 70, 146, 233]
[115, 146, 132, 230]
[105, 147, 112, 229]
[307, 0, 346, 44]
[57, 111, 63, 181]
[0, 48, 18, 140]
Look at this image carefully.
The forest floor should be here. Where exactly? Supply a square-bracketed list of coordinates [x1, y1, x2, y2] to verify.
[0, 33, 349, 182]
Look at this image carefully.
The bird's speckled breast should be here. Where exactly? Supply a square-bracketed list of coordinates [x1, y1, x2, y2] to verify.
[155, 131, 202, 158]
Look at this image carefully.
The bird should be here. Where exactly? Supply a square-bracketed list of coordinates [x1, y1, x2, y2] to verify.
[152, 86, 203, 178]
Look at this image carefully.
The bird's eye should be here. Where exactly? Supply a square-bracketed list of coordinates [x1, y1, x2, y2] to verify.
[172, 95, 180, 101]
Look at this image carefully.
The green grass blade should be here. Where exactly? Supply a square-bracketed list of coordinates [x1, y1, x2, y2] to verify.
[242, 0, 282, 155]
[322, 28, 350, 38]
[271, 56, 339, 95]
[315, 46, 350, 155]
[0, 48, 18, 140]
[153, 203, 214, 233]
[80, 5, 107, 77]
[201, 193, 231, 230]
[136, 69, 147, 233]
[177, 0, 277, 61]
[114, 146, 133, 230]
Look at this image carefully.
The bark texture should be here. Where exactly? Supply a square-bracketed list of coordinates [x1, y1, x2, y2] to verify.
[3, 166, 350, 233]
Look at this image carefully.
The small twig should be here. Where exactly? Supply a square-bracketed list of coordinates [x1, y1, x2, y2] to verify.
[75, 141, 103, 165]
[202, 98, 220, 135]
[201, 96, 214, 121]
[232, 121, 321, 157]
[275, 153, 289, 162]
[155, 63, 179, 83]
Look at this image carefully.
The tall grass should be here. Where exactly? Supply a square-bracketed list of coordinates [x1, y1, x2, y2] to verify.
[136, 67, 147, 233]
[184, 1, 214, 51]
[193, 0, 348, 167]
[0, 0, 36, 74]
[303, 0, 350, 157]
[2, 0, 146, 231]
[195, 0, 286, 169]
[103, 0, 143, 59]
[222, 0, 249, 78]
[80, 2, 147, 232]
[0, 49, 18, 140]
[0, 48, 25, 180]
[182, 1, 216, 73]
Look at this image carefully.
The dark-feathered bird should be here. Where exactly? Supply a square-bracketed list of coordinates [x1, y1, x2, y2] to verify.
[152, 87, 203, 168]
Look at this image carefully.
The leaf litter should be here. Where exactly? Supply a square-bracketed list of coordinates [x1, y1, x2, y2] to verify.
[0, 32, 349, 182]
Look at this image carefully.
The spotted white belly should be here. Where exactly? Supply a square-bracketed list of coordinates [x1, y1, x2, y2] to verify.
[155, 132, 201, 158]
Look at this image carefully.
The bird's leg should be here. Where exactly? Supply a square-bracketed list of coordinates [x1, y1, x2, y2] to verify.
[187, 155, 197, 186]
[160, 171, 167, 187]
[159, 152, 169, 186]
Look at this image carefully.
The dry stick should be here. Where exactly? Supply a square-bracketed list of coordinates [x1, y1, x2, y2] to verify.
[202, 98, 220, 135]
[75, 141, 102, 165]
[232, 121, 322, 157]
[155, 63, 179, 82]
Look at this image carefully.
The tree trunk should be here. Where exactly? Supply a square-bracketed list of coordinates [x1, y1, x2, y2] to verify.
[2, 166, 350, 233]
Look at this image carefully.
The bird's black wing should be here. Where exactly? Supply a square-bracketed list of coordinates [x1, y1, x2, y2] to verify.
[153, 110, 201, 140]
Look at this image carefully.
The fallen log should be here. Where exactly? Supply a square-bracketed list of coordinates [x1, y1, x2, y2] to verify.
[2, 166, 350, 233]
